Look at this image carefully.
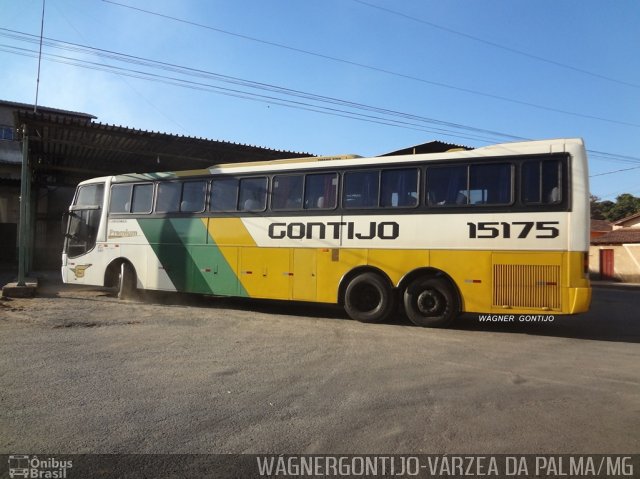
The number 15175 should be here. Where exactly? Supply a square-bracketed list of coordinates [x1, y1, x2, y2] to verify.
[467, 221, 560, 239]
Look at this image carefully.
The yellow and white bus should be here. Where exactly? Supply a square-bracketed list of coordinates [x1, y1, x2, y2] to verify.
[62, 138, 591, 327]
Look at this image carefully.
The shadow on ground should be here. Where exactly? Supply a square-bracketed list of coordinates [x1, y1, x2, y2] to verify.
[4, 270, 639, 344]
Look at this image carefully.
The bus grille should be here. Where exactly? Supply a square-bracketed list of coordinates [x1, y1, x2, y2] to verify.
[492, 264, 561, 310]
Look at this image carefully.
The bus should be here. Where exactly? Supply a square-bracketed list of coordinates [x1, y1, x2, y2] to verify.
[61, 138, 591, 327]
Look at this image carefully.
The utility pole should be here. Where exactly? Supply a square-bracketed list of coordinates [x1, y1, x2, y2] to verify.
[17, 124, 30, 286]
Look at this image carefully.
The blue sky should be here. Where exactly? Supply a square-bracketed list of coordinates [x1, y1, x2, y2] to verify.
[1, 0, 638, 200]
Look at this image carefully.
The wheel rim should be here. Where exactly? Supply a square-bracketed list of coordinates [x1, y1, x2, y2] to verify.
[416, 288, 444, 316]
[352, 282, 381, 313]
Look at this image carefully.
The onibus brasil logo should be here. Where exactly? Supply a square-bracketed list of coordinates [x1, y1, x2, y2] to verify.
[8, 455, 72, 478]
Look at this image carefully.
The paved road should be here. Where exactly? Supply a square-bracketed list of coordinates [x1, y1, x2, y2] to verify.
[1, 279, 638, 454]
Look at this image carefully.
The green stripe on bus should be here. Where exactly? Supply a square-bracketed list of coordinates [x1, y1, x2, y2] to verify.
[137, 218, 247, 297]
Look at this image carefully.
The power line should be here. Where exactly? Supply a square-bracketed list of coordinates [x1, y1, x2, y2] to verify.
[2, 29, 639, 165]
[353, 0, 640, 90]
[590, 165, 640, 177]
[100, 0, 640, 129]
[0, 28, 528, 143]
[49, 1, 188, 133]
[0, 44, 507, 144]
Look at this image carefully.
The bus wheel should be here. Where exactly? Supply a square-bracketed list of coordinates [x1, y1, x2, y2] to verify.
[344, 272, 396, 323]
[117, 262, 137, 300]
[403, 277, 458, 327]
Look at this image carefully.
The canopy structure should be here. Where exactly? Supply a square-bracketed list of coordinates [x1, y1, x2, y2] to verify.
[1, 100, 310, 276]
[14, 109, 310, 185]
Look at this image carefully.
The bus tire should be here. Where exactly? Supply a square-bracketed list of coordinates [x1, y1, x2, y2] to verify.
[403, 277, 458, 327]
[117, 262, 137, 300]
[344, 272, 396, 323]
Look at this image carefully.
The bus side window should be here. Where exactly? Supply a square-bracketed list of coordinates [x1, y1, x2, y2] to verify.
[469, 163, 512, 205]
[522, 160, 561, 204]
[305, 173, 337, 209]
[210, 178, 239, 212]
[426, 165, 466, 206]
[131, 183, 153, 213]
[272, 175, 303, 210]
[343, 170, 379, 208]
[239, 177, 267, 212]
[181, 181, 206, 213]
[380, 168, 418, 208]
[156, 182, 181, 213]
[109, 184, 132, 213]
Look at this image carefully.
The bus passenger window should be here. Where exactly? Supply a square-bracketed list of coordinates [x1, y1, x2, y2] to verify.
[181, 181, 206, 212]
[210, 178, 239, 212]
[272, 175, 303, 210]
[305, 173, 338, 209]
[131, 184, 153, 213]
[522, 160, 561, 204]
[239, 177, 267, 212]
[469, 163, 512, 205]
[343, 170, 379, 208]
[426, 165, 466, 206]
[109, 184, 132, 213]
[155, 182, 181, 213]
[380, 168, 418, 207]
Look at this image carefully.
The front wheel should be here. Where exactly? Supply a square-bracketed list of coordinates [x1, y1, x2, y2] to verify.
[344, 272, 396, 323]
[403, 277, 458, 327]
[117, 262, 138, 300]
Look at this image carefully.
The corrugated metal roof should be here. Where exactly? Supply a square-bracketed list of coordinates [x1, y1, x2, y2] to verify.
[1, 99, 96, 120]
[14, 110, 312, 183]
[379, 140, 472, 157]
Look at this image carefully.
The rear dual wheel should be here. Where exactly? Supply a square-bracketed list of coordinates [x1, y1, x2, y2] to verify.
[344, 272, 396, 323]
[403, 277, 458, 327]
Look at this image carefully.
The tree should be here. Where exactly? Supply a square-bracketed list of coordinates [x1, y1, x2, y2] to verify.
[590, 194, 640, 222]
[590, 195, 615, 220]
[606, 193, 640, 222]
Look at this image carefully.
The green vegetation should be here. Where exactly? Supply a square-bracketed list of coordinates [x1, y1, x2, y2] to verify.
[591, 194, 640, 221]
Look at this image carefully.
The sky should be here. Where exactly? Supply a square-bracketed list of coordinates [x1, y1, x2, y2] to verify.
[1, 0, 638, 200]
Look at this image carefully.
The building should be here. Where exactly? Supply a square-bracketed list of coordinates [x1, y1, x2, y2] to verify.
[589, 212, 640, 282]
[590, 219, 612, 239]
[0, 99, 309, 270]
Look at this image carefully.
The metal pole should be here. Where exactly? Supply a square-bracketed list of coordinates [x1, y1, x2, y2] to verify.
[17, 125, 30, 286]
[34, 0, 46, 113]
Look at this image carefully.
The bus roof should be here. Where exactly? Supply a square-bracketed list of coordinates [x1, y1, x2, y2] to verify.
[82, 137, 583, 185]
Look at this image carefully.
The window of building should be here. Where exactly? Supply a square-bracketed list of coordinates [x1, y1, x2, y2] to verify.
[0, 126, 15, 141]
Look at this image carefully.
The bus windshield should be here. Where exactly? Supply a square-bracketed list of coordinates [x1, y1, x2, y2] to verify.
[63, 183, 104, 258]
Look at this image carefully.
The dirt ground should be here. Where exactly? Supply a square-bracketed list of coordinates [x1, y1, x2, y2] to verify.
[1, 275, 639, 454]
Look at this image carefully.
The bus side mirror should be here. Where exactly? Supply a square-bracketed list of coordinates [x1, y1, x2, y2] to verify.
[61, 211, 69, 236]
[62, 211, 82, 238]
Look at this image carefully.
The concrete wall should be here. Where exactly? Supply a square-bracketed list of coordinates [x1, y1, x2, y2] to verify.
[589, 244, 640, 283]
